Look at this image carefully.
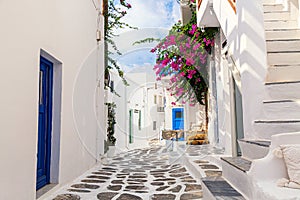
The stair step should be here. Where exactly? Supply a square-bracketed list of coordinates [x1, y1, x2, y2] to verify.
[264, 11, 290, 20]
[262, 0, 277, 4]
[221, 157, 252, 173]
[268, 52, 300, 65]
[267, 65, 300, 83]
[254, 120, 300, 139]
[263, 4, 284, 12]
[264, 20, 298, 30]
[201, 176, 246, 200]
[238, 139, 271, 147]
[262, 99, 300, 120]
[265, 29, 300, 40]
[238, 139, 271, 160]
[266, 81, 300, 99]
[267, 39, 300, 52]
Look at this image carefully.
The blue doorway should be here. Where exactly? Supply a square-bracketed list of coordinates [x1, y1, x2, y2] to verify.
[172, 108, 184, 140]
[36, 57, 53, 190]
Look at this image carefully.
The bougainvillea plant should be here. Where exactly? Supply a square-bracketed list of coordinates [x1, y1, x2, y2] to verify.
[150, 1, 218, 106]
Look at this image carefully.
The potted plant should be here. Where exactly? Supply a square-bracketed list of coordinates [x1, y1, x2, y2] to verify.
[105, 102, 117, 157]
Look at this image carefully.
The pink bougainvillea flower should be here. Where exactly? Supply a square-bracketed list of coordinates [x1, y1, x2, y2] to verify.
[171, 102, 176, 106]
[189, 24, 197, 35]
[193, 43, 201, 51]
[150, 48, 156, 53]
[153, 64, 159, 70]
[169, 35, 176, 45]
[155, 68, 161, 75]
[161, 58, 170, 66]
[205, 39, 211, 46]
[180, 72, 186, 77]
[171, 62, 179, 70]
[186, 58, 195, 66]
[186, 42, 191, 48]
[177, 88, 184, 96]
[126, 3, 131, 8]
[170, 76, 177, 83]
[156, 77, 161, 81]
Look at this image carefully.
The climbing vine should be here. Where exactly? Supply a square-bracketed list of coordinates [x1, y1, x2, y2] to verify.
[150, 1, 218, 106]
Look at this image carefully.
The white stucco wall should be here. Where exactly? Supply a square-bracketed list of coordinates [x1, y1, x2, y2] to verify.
[112, 72, 166, 150]
[0, 0, 105, 199]
[204, 0, 268, 141]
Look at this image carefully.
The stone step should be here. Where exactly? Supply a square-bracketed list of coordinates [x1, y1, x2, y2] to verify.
[254, 119, 300, 140]
[266, 81, 300, 100]
[220, 157, 252, 199]
[263, 4, 284, 12]
[267, 39, 300, 52]
[264, 20, 298, 30]
[201, 176, 246, 200]
[238, 139, 270, 160]
[267, 52, 300, 65]
[262, 99, 300, 120]
[262, 0, 277, 4]
[265, 29, 300, 40]
[266, 65, 300, 82]
[264, 11, 290, 20]
[221, 157, 252, 173]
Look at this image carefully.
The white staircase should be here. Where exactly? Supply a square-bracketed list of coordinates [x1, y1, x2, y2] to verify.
[213, 1, 300, 200]
[253, 0, 300, 142]
[201, 1, 300, 199]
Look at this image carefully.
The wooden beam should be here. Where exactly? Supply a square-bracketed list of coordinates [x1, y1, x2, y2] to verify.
[227, 0, 236, 14]
[198, 0, 203, 10]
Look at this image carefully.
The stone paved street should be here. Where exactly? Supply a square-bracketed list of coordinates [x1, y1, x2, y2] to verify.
[46, 142, 225, 200]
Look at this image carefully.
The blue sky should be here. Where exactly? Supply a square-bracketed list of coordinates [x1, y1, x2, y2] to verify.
[114, 0, 181, 72]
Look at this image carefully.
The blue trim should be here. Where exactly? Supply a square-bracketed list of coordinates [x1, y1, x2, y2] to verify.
[172, 108, 184, 130]
[36, 56, 53, 190]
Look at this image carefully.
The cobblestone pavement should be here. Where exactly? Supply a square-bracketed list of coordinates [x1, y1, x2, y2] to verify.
[47, 143, 225, 200]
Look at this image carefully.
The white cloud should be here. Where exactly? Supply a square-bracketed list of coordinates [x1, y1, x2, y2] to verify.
[118, 0, 181, 31]
[111, 1, 181, 69]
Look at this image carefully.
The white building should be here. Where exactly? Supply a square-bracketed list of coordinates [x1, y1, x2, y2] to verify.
[161, 78, 206, 138]
[180, 0, 300, 199]
[0, 1, 106, 199]
[107, 70, 166, 150]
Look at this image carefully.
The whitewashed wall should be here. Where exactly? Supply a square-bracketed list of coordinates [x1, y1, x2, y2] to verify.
[0, 0, 105, 199]
[200, 0, 268, 141]
[112, 72, 165, 150]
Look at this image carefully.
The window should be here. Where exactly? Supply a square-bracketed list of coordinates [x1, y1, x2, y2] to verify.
[175, 111, 183, 118]
[153, 121, 157, 131]
[154, 95, 157, 104]
[158, 95, 163, 105]
[110, 81, 114, 92]
[138, 110, 141, 130]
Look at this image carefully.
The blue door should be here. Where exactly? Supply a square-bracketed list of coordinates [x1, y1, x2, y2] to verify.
[36, 57, 53, 190]
[172, 108, 184, 140]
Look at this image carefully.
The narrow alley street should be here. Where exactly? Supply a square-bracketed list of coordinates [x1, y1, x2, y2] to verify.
[48, 141, 224, 200]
